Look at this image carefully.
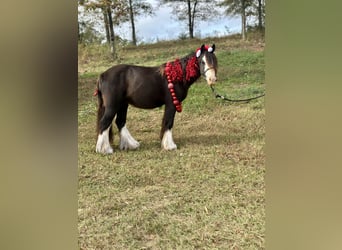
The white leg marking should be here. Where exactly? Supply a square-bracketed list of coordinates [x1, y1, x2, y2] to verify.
[161, 130, 177, 150]
[119, 125, 140, 150]
[96, 126, 113, 154]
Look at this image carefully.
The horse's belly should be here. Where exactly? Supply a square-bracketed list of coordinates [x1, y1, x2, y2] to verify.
[126, 81, 165, 109]
[128, 98, 164, 109]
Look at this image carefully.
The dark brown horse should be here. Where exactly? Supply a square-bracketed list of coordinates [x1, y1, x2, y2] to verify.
[95, 44, 218, 154]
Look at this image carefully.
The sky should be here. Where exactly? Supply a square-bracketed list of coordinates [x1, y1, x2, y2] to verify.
[116, 1, 241, 43]
[79, 0, 242, 44]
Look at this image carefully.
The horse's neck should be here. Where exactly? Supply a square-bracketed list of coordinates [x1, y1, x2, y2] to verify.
[182, 53, 201, 85]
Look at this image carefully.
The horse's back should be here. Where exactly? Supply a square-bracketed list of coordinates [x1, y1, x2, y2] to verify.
[101, 64, 161, 84]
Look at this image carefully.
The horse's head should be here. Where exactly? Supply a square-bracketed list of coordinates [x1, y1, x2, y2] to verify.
[196, 44, 218, 86]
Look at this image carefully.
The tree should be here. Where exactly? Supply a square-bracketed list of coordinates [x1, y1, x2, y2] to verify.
[255, 0, 265, 31]
[106, 2, 116, 56]
[127, 0, 154, 45]
[79, 0, 154, 50]
[160, 0, 219, 39]
[78, 20, 104, 44]
[219, 0, 265, 39]
[79, 0, 128, 58]
[78, 1, 105, 44]
[219, 0, 253, 40]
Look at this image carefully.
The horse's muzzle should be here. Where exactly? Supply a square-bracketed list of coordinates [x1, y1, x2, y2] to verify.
[207, 75, 217, 86]
[204, 67, 217, 86]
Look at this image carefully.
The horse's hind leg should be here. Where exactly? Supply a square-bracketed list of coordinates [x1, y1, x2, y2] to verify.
[96, 106, 116, 154]
[115, 103, 140, 150]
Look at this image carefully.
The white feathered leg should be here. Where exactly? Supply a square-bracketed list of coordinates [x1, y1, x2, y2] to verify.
[96, 126, 113, 154]
[161, 129, 177, 150]
[119, 125, 140, 150]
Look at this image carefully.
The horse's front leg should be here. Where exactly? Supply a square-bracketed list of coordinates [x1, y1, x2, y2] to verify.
[160, 104, 177, 150]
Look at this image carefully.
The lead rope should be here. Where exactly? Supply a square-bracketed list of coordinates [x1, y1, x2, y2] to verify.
[210, 85, 265, 103]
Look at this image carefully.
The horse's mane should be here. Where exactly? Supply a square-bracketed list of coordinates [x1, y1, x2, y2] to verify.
[179, 52, 197, 67]
[159, 51, 199, 84]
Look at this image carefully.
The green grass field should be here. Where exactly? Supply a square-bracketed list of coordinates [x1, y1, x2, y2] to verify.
[78, 36, 265, 249]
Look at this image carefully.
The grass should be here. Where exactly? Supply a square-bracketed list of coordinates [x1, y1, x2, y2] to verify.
[78, 35, 265, 249]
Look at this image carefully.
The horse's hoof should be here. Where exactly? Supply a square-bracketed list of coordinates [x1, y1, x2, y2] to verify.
[119, 126, 140, 150]
[161, 130, 177, 150]
[119, 140, 140, 150]
[96, 146, 113, 154]
[163, 144, 177, 150]
[96, 126, 113, 154]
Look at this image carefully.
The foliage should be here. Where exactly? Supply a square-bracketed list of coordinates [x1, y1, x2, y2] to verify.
[219, 0, 265, 26]
[219, 0, 251, 16]
[218, 0, 265, 40]
[79, 21, 104, 44]
[164, 0, 218, 21]
[78, 35, 265, 249]
[178, 32, 189, 40]
[79, 0, 154, 46]
[80, 0, 127, 24]
[130, 0, 154, 17]
[159, 0, 220, 39]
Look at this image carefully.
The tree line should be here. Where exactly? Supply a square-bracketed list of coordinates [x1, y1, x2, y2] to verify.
[78, 0, 265, 57]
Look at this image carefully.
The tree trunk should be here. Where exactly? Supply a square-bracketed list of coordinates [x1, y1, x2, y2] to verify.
[78, 22, 81, 43]
[106, 5, 116, 59]
[257, 0, 263, 30]
[190, 0, 198, 39]
[102, 8, 110, 44]
[242, 11, 246, 40]
[241, 0, 246, 40]
[187, 0, 193, 39]
[129, 0, 137, 45]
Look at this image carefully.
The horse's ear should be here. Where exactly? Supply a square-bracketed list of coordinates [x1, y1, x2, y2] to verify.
[211, 44, 215, 52]
[197, 44, 206, 57]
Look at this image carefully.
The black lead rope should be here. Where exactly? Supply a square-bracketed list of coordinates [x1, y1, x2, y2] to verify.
[210, 86, 265, 103]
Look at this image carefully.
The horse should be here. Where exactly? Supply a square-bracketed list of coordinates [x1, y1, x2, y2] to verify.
[94, 44, 218, 154]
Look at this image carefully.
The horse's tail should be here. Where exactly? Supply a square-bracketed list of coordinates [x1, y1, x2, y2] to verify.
[96, 77, 104, 136]
[95, 76, 113, 143]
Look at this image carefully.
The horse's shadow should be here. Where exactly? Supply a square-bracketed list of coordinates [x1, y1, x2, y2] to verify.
[130, 132, 240, 152]
[176, 133, 239, 148]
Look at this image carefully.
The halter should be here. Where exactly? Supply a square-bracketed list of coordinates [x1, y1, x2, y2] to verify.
[202, 67, 216, 77]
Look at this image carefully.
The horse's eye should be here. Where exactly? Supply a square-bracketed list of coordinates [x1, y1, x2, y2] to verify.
[201, 61, 205, 65]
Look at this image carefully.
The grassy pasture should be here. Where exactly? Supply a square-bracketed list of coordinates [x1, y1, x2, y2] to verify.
[78, 36, 265, 249]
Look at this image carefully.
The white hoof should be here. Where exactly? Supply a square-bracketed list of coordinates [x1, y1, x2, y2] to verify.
[119, 126, 140, 150]
[96, 126, 113, 154]
[96, 145, 113, 154]
[161, 130, 177, 150]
